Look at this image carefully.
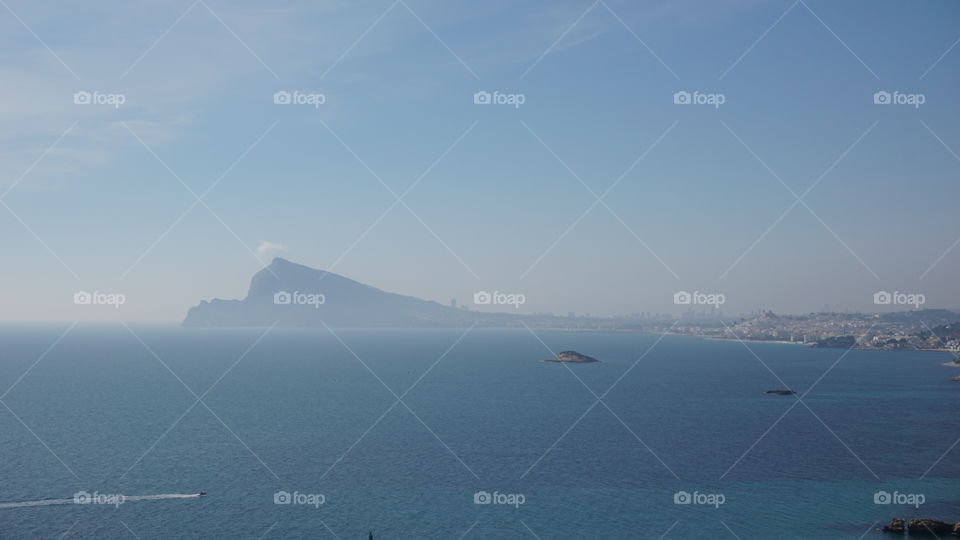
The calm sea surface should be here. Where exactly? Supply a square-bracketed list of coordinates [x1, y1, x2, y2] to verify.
[0, 325, 957, 539]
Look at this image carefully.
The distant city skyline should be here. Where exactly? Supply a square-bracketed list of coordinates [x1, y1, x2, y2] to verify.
[2, 0, 959, 321]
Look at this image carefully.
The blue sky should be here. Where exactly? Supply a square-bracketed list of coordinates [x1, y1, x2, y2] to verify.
[2, 0, 959, 321]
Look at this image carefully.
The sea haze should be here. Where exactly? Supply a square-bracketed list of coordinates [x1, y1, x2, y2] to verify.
[0, 325, 956, 538]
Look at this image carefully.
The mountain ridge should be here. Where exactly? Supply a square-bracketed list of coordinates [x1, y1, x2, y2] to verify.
[183, 257, 481, 327]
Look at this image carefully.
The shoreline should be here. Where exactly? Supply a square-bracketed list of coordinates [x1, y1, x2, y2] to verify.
[700, 336, 807, 346]
[545, 328, 960, 356]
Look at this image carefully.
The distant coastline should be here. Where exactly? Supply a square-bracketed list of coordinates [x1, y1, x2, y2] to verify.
[701, 336, 806, 346]
[180, 260, 960, 359]
[543, 327, 960, 355]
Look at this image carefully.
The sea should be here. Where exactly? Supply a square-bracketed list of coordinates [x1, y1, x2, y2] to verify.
[0, 325, 957, 539]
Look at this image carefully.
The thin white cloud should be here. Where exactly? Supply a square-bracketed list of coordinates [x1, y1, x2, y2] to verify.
[255, 240, 287, 263]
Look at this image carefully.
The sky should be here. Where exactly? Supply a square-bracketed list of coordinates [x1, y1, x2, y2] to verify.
[1, 0, 959, 321]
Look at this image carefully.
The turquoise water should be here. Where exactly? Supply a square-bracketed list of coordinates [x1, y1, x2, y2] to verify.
[0, 325, 957, 538]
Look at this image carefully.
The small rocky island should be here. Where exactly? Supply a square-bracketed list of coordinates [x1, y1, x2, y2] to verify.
[882, 517, 959, 535]
[545, 351, 600, 363]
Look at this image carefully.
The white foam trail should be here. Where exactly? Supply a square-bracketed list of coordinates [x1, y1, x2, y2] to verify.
[0, 499, 73, 509]
[123, 494, 201, 502]
[0, 493, 202, 509]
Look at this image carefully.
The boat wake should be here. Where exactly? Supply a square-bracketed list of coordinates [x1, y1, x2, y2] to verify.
[0, 493, 203, 509]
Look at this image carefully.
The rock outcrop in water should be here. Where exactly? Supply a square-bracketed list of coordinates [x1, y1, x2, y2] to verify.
[882, 519, 906, 533]
[907, 519, 960, 535]
[881, 518, 960, 535]
[545, 351, 600, 363]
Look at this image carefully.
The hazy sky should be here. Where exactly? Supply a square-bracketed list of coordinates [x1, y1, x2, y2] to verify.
[2, 0, 959, 321]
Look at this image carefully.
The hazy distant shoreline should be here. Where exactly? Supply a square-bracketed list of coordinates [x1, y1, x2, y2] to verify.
[700, 336, 806, 346]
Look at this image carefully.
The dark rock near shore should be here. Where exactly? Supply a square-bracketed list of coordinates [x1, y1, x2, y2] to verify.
[882, 518, 905, 533]
[545, 351, 600, 363]
[880, 518, 960, 535]
[908, 518, 956, 535]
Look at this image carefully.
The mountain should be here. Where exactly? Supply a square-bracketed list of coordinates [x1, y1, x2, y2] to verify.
[183, 258, 475, 327]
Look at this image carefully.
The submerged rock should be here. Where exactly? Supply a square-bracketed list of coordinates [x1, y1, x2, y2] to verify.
[907, 518, 956, 535]
[882, 518, 905, 533]
[545, 351, 600, 363]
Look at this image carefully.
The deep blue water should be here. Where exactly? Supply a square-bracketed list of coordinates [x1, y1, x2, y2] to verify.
[0, 325, 957, 539]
